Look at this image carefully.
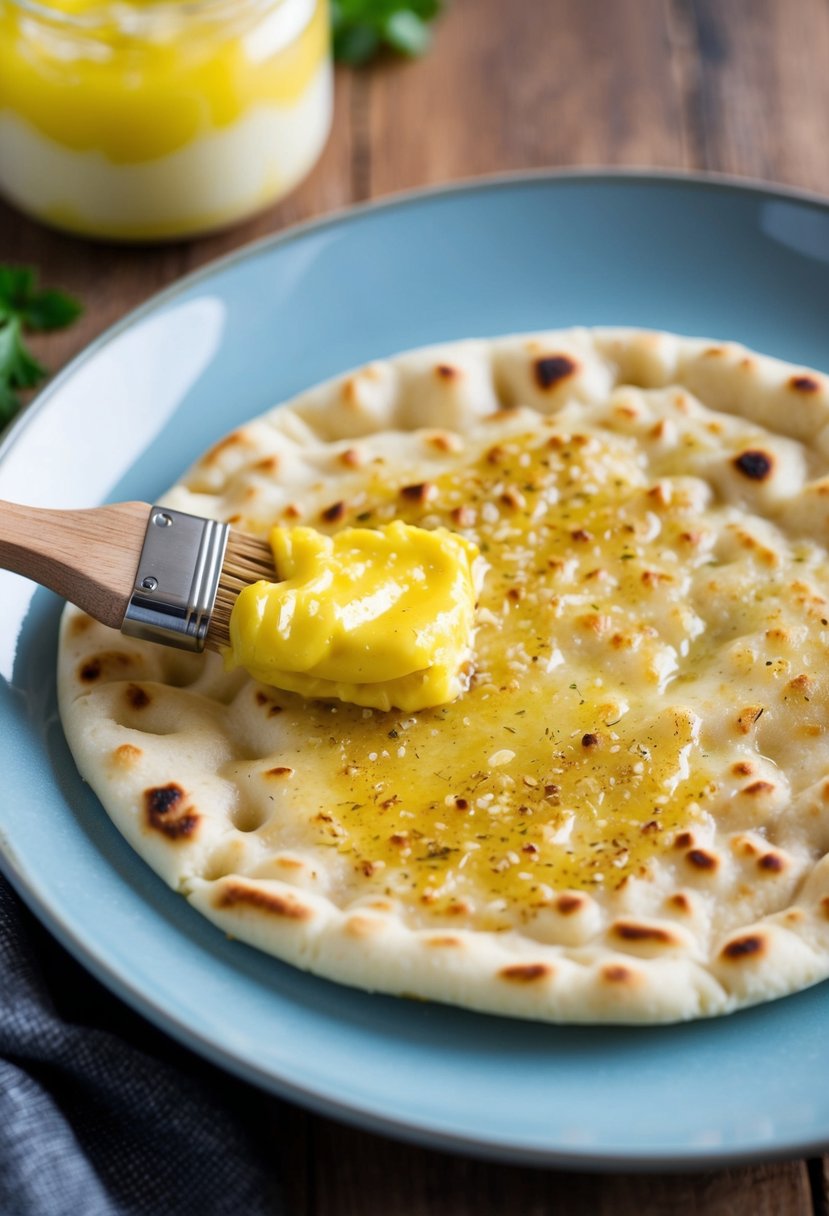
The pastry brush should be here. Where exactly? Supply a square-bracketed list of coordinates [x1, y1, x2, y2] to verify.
[0, 500, 275, 652]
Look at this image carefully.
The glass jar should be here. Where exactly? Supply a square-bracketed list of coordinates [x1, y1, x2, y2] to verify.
[0, 0, 332, 240]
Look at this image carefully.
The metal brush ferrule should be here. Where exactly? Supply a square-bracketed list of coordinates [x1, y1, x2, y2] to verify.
[122, 506, 229, 652]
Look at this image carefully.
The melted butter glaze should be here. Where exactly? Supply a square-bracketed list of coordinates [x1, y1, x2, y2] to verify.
[256, 428, 735, 918]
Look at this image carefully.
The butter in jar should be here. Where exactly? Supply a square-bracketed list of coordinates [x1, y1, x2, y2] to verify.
[0, 0, 332, 240]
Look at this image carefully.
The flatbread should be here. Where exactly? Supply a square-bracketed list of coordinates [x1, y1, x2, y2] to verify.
[58, 328, 829, 1023]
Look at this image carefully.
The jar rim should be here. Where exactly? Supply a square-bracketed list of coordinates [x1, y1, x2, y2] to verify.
[6, 0, 294, 30]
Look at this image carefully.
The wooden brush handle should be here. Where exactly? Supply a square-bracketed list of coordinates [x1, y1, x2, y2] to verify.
[0, 500, 150, 628]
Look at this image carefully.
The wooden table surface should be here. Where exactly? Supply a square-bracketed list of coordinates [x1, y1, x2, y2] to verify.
[3, 0, 829, 1211]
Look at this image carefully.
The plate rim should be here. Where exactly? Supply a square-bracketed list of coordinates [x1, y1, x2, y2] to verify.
[4, 166, 829, 1171]
[5, 162, 829, 467]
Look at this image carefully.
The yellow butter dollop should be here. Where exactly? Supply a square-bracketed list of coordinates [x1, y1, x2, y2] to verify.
[228, 522, 483, 712]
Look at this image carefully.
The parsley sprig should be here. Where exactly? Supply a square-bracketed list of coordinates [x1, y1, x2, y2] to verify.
[332, 0, 442, 65]
[0, 266, 82, 428]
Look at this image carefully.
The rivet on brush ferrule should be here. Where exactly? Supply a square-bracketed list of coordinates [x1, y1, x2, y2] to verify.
[122, 505, 229, 652]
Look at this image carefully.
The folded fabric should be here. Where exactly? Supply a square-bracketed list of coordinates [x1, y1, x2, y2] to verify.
[0, 874, 280, 1216]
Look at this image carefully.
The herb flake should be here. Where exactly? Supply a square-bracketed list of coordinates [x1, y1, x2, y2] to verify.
[0, 266, 81, 427]
[332, 0, 442, 64]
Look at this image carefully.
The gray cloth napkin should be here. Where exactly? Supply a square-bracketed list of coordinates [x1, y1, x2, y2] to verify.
[0, 874, 280, 1216]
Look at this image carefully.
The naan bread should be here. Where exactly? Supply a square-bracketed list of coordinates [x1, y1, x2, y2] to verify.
[58, 329, 829, 1023]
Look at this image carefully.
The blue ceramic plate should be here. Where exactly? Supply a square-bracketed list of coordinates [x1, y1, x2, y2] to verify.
[3, 171, 829, 1169]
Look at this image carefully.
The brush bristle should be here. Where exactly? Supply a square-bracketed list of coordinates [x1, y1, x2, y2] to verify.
[206, 528, 275, 651]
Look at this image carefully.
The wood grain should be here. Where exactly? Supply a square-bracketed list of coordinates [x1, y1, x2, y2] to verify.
[2, 0, 829, 1210]
[667, 0, 829, 192]
[814, 1157, 829, 1216]
[364, 0, 690, 193]
[0, 500, 148, 627]
[309, 1119, 813, 1216]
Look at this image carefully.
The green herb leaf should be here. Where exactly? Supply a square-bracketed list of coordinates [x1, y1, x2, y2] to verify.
[23, 290, 83, 332]
[0, 266, 37, 317]
[332, 0, 442, 64]
[383, 9, 431, 56]
[0, 266, 81, 428]
[0, 381, 21, 428]
[334, 20, 380, 64]
[0, 319, 47, 389]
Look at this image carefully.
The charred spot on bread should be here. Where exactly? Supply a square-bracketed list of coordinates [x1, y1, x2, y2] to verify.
[216, 882, 312, 920]
[721, 933, 765, 961]
[734, 450, 773, 481]
[534, 354, 577, 390]
[435, 364, 459, 381]
[78, 651, 135, 683]
[601, 963, 639, 984]
[555, 893, 584, 915]
[400, 481, 436, 504]
[499, 963, 551, 983]
[321, 501, 346, 524]
[125, 683, 150, 710]
[758, 852, 784, 873]
[611, 921, 676, 945]
[789, 374, 820, 393]
[741, 780, 775, 796]
[144, 783, 199, 840]
[686, 848, 718, 872]
[68, 613, 92, 637]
